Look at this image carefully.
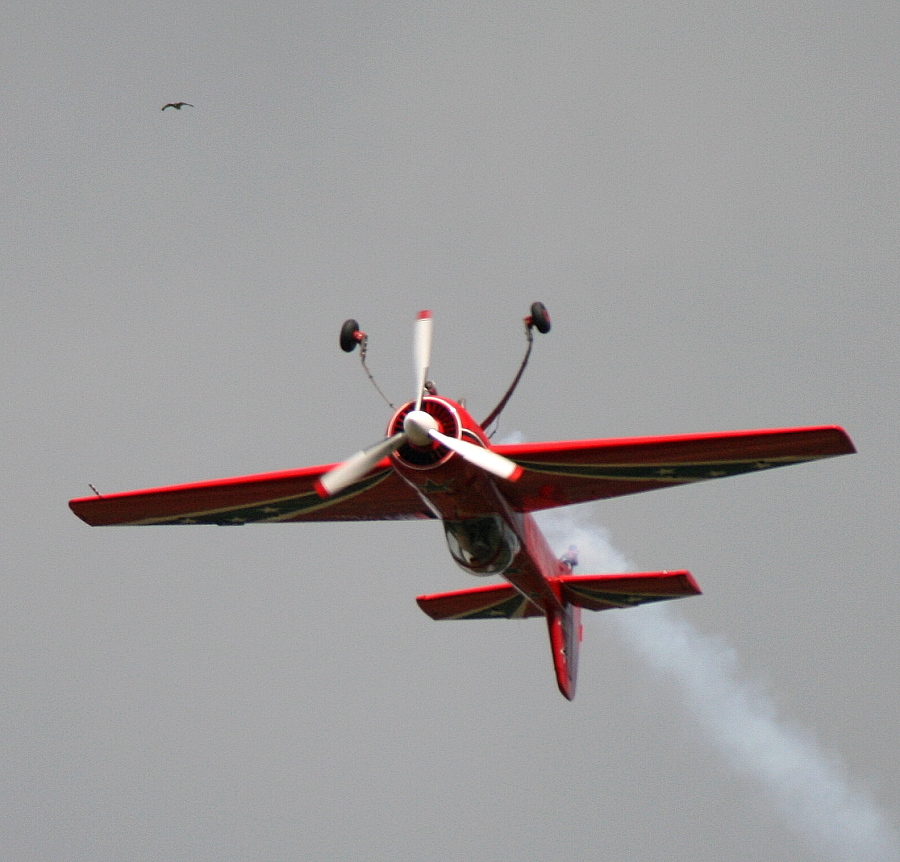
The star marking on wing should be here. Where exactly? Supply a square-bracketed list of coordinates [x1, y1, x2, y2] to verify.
[421, 478, 454, 493]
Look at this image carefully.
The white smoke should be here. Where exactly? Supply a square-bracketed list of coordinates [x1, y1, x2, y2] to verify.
[537, 507, 900, 862]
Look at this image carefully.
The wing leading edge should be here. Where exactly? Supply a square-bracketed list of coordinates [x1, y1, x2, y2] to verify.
[493, 425, 854, 512]
[69, 461, 434, 526]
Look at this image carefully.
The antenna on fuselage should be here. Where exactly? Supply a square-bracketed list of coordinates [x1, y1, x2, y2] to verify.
[481, 302, 551, 435]
[339, 319, 395, 409]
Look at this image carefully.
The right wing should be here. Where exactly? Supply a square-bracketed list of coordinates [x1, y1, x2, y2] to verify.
[69, 460, 434, 526]
[493, 425, 854, 512]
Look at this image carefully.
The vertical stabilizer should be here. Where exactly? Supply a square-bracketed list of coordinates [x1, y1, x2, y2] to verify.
[546, 602, 582, 700]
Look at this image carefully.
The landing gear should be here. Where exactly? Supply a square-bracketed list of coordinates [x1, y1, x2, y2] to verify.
[529, 302, 551, 334]
[339, 319, 362, 352]
[479, 302, 552, 432]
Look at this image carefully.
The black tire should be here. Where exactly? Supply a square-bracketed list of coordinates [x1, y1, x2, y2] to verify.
[340, 319, 361, 352]
[530, 302, 551, 334]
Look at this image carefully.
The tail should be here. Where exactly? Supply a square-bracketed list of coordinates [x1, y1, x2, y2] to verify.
[417, 570, 701, 699]
[546, 601, 582, 700]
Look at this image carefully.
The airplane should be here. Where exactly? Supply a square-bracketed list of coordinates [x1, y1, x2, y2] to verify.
[69, 305, 855, 699]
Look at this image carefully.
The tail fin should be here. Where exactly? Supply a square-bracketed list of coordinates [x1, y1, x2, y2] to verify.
[547, 571, 699, 699]
[416, 570, 700, 700]
[546, 602, 582, 700]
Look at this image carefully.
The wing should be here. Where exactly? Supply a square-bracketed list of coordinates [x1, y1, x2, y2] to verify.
[69, 460, 433, 526]
[493, 425, 855, 512]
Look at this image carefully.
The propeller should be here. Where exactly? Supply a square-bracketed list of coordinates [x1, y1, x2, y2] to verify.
[314, 432, 406, 498]
[315, 310, 523, 498]
[413, 310, 432, 412]
[427, 429, 523, 480]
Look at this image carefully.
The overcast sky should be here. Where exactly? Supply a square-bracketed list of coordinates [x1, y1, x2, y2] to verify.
[2, 2, 898, 860]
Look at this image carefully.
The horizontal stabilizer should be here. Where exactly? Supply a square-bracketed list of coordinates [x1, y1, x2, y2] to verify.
[417, 570, 700, 620]
[417, 582, 544, 620]
[559, 570, 700, 610]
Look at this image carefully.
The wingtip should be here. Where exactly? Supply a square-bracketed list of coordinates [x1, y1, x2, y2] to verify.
[836, 427, 857, 455]
[68, 497, 99, 525]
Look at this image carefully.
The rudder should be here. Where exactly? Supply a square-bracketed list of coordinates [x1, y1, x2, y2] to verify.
[546, 602, 582, 700]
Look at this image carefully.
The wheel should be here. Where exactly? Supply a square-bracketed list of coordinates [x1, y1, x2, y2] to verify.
[339, 319, 361, 352]
[530, 302, 551, 334]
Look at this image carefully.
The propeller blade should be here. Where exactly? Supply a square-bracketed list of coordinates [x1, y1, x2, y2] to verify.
[315, 433, 406, 498]
[413, 310, 433, 411]
[428, 430, 523, 481]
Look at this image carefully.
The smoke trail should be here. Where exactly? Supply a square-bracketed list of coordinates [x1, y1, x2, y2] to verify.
[537, 507, 900, 862]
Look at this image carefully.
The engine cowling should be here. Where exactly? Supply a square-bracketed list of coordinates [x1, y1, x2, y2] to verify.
[388, 397, 461, 469]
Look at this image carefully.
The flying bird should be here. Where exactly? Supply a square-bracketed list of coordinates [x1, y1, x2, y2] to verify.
[161, 102, 193, 111]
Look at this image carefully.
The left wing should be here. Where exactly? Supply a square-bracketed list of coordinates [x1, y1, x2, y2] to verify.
[493, 425, 855, 512]
[69, 460, 433, 526]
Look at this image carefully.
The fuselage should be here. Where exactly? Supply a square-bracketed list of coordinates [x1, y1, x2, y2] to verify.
[387, 395, 566, 617]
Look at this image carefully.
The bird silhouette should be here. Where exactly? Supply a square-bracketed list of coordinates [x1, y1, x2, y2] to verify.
[162, 102, 193, 111]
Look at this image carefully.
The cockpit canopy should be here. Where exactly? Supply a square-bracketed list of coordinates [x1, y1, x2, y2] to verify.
[443, 515, 520, 576]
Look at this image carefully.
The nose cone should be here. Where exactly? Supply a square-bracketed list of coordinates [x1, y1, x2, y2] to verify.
[403, 409, 438, 446]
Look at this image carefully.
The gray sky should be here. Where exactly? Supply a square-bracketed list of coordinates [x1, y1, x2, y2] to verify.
[2, 2, 898, 860]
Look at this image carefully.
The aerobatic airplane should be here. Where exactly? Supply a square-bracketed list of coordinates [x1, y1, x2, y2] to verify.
[69, 306, 855, 699]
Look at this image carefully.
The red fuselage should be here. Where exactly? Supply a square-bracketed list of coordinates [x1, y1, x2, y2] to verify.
[387, 395, 581, 697]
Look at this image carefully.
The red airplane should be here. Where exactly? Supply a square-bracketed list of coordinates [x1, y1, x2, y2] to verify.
[69, 306, 855, 699]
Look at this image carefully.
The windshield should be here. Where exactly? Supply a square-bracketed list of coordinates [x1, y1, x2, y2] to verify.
[444, 515, 519, 576]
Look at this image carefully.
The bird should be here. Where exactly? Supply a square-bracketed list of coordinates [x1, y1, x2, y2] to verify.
[162, 102, 193, 111]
